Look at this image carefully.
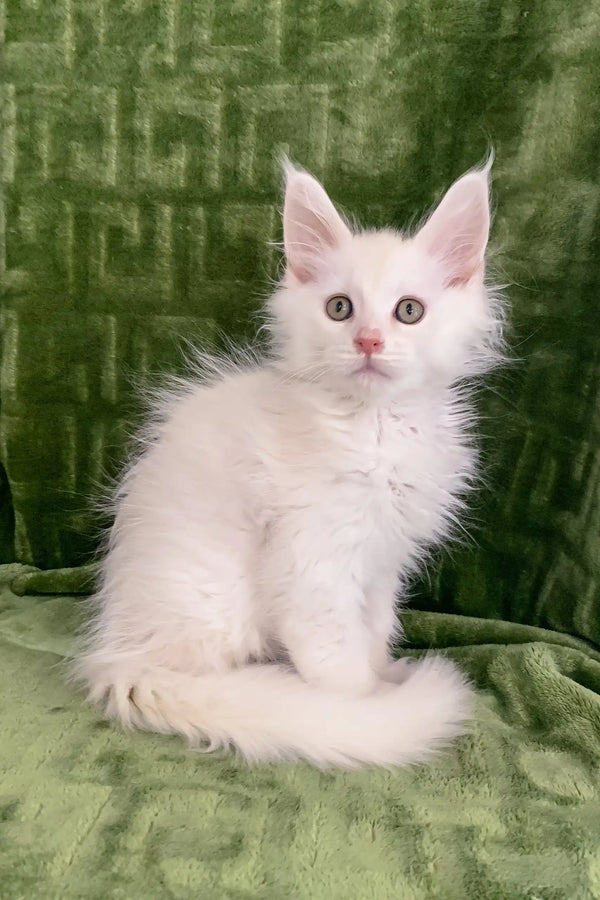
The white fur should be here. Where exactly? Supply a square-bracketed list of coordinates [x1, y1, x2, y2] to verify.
[74, 161, 504, 768]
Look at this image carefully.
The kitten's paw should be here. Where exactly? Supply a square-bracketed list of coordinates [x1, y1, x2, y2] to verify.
[379, 657, 414, 685]
[305, 662, 379, 697]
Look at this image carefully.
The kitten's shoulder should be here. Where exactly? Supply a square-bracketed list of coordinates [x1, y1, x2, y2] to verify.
[169, 358, 278, 418]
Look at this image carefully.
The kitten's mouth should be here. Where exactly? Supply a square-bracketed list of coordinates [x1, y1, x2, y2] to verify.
[352, 358, 391, 379]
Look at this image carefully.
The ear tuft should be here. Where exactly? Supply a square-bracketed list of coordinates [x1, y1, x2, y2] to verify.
[282, 163, 351, 283]
[417, 165, 491, 287]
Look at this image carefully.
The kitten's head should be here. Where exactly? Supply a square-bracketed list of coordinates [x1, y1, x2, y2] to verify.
[267, 160, 503, 402]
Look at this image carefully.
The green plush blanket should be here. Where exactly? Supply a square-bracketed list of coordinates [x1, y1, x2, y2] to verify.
[2, 564, 600, 899]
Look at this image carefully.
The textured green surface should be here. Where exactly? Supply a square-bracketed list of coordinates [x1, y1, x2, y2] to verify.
[0, 0, 599, 644]
[2, 564, 600, 899]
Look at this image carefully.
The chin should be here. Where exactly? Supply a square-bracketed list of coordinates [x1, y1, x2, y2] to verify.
[355, 367, 391, 383]
[352, 359, 388, 378]
[339, 367, 400, 403]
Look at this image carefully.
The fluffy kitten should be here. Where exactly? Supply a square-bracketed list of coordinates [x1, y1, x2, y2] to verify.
[75, 160, 503, 768]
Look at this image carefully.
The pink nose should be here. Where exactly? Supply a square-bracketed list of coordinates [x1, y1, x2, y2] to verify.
[354, 329, 384, 356]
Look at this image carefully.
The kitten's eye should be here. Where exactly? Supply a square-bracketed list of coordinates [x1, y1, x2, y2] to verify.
[325, 295, 353, 321]
[395, 297, 425, 324]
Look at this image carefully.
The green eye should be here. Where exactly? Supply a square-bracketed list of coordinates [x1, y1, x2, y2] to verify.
[326, 295, 353, 321]
[395, 297, 425, 324]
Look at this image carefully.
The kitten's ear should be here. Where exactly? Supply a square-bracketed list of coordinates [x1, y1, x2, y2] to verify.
[283, 162, 351, 283]
[416, 166, 491, 287]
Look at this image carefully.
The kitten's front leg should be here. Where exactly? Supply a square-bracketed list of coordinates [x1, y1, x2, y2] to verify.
[280, 598, 380, 697]
[265, 517, 379, 697]
[365, 571, 412, 685]
[280, 604, 379, 696]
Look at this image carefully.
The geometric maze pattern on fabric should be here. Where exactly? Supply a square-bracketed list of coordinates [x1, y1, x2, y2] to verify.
[1, 1, 600, 642]
[2, 573, 600, 899]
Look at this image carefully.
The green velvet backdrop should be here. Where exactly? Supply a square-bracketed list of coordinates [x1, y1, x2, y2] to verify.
[1, 0, 599, 645]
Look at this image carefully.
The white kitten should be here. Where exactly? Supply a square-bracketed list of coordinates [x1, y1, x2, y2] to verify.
[75, 160, 503, 768]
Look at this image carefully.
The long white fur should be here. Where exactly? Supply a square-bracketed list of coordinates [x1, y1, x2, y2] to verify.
[74, 160, 504, 768]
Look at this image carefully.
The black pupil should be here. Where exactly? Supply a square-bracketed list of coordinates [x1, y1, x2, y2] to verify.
[336, 300, 344, 313]
[406, 302, 413, 316]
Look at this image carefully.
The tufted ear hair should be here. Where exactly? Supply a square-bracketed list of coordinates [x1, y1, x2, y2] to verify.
[282, 161, 351, 283]
[416, 165, 491, 287]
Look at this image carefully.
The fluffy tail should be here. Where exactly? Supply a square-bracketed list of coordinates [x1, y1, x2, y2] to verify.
[82, 655, 472, 768]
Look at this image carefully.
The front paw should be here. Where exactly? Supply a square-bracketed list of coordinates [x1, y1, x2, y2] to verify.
[378, 657, 414, 685]
[304, 660, 379, 697]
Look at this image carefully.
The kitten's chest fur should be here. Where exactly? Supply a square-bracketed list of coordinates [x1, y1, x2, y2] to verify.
[327, 406, 440, 516]
[256, 388, 472, 558]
